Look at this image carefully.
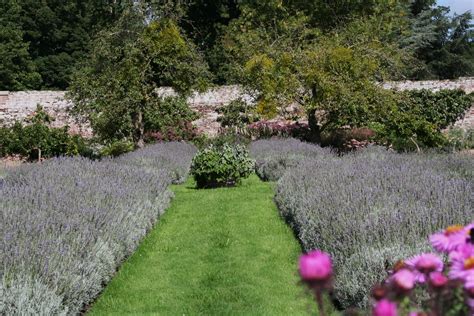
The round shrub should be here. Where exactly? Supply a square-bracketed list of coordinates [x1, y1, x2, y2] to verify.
[191, 144, 254, 188]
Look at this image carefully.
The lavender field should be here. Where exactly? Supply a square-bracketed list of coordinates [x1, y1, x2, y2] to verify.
[0, 143, 196, 314]
[271, 144, 473, 308]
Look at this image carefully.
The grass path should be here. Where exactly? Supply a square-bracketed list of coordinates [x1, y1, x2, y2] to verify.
[89, 175, 317, 315]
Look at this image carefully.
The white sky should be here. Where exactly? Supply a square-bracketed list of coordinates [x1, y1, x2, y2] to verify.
[437, 0, 473, 15]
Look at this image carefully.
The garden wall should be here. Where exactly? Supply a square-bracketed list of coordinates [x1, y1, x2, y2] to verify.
[1, 78, 473, 136]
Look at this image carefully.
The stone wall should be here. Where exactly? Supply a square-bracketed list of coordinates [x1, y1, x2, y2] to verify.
[0, 90, 93, 137]
[0, 78, 473, 137]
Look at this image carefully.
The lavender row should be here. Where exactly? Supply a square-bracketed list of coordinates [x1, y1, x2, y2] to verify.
[274, 146, 473, 308]
[249, 138, 333, 181]
[115, 142, 198, 184]
[0, 142, 196, 315]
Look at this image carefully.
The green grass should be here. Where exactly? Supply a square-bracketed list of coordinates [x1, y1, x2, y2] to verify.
[89, 175, 319, 315]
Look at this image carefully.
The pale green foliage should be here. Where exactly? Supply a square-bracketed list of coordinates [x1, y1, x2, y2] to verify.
[1, 275, 68, 316]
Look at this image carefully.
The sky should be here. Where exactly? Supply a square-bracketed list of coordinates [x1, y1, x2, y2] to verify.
[437, 0, 473, 15]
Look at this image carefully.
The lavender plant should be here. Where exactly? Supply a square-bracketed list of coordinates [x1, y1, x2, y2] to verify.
[115, 142, 197, 183]
[249, 138, 332, 181]
[275, 146, 473, 308]
[0, 142, 196, 315]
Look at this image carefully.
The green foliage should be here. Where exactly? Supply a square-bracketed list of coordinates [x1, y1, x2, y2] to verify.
[398, 89, 473, 129]
[373, 89, 473, 151]
[411, 8, 474, 79]
[0, 0, 41, 90]
[99, 140, 134, 157]
[191, 144, 254, 188]
[69, 7, 211, 146]
[192, 131, 251, 150]
[217, 98, 259, 129]
[372, 111, 447, 151]
[144, 96, 198, 136]
[0, 107, 92, 160]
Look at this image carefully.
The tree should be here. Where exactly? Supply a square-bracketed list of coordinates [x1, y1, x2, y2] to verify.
[214, 0, 411, 140]
[68, 6, 210, 147]
[409, 7, 474, 79]
[0, 0, 41, 90]
[17, 0, 133, 89]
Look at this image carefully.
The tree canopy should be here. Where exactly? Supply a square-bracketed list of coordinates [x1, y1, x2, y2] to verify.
[68, 6, 210, 147]
[1, 0, 472, 90]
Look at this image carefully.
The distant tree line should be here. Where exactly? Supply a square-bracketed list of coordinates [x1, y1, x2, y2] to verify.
[1, 0, 473, 91]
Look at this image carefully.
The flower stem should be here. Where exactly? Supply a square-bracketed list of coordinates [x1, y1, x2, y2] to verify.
[315, 289, 326, 316]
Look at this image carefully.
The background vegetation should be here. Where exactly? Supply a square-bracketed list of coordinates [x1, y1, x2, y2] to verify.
[1, 0, 473, 91]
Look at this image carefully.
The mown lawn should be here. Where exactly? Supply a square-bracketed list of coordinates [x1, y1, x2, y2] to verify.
[89, 175, 319, 315]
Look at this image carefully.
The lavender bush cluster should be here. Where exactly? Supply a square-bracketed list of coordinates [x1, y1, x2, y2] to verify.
[0, 142, 196, 315]
[249, 138, 332, 181]
[275, 146, 473, 308]
[115, 142, 197, 183]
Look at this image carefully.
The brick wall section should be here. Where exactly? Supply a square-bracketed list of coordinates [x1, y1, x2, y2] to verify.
[0, 79, 472, 136]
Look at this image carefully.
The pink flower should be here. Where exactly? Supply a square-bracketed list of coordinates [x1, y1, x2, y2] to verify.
[299, 250, 332, 282]
[430, 225, 468, 253]
[450, 256, 474, 281]
[373, 299, 398, 316]
[428, 271, 448, 288]
[449, 244, 474, 281]
[392, 269, 415, 291]
[406, 253, 443, 283]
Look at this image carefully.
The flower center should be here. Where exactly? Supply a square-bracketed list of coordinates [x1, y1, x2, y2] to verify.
[444, 225, 464, 236]
[464, 257, 474, 270]
[393, 260, 405, 272]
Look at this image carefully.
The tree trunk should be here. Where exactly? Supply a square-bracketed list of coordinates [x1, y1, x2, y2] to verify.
[136, 108, 145, 148]
[307, 86, 321, 144]
[307, 109, 321, 144]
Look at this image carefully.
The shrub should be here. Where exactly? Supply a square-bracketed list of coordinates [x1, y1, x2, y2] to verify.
[99, 139, 135, 157]
[321, 127, 376, 151]
[0, 122, 92, 160]
[0, 106, 93, 160]
[275, 147, 473, 308]
[246, 120, 310, 140]
[373, 89, 473, 151]
[191, 144, 254, 188]
[144, 96, 199, 142]
[249, 138, 332, 181]
[217, 98, 259, 131]
[398, 89, 473, 129]
[444, 127, 474, 151]
[0, 142, 195, 314]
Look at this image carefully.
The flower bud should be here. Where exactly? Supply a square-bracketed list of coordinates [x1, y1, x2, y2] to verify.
[299, 250, 332, 282]
[373, 299, 397, 316]
[429, 272, 448, 289]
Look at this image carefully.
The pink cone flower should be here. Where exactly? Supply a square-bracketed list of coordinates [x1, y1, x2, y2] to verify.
[449, 243, 474, 281]
[428, 271, 448, 288]
[373, 299, 398, 316]
[406, 253, 443, 283]
[392, 269, 415, 291]
[299, 250, 332, 282]
[450, 255, 474, 281]
[430, 225, 468, 253]
[449, 243, 474, 261]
